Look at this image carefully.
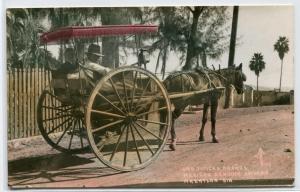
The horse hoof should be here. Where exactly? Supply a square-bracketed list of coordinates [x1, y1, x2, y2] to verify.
[199, 136, 205, 141]
[169, 144, 176, 151]
[212, 138, 219, 143]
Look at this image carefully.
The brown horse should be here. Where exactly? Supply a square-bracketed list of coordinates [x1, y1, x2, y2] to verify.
[162, 63, 246, 150]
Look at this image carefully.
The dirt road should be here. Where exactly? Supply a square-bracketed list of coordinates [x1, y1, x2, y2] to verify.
[8, 105, 294, 188]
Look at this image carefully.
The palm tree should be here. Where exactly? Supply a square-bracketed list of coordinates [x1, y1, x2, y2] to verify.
[249, 53, 266, 92]
[274, 36, 289, 92]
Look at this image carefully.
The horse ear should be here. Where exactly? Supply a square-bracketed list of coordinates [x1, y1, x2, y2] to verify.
[237, 63, 243, 70]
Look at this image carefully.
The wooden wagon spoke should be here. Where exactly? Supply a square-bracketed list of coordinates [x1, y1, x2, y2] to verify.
[136, 118, 169, 126]
[68, 119, 77, 150]
[136, 107, 167, 117]
[41, 105, 74, 112]
[109, 78, 128, 113]
[129, 125, 142, 164]
[132, 123, 154, 155]
[95, 137, 107, 151]
[123, 122, 130, 166]
[135, 122, 163, 141]
[122, 72, 130, 112]
[78, 118, 84, 149]
[45, 90, 64, 103]
[55, 118, 74, 145]
[134, 102, 153, 114]
[42, 114, 72, 122]
[52, 111, 72, 117]
[92, 119, 124, 133]
[91, 109, 126, 119]
[132, 78, 151, 112]
[129, 71, 138, 112]
[110, 125, 127, 161]
[96, 93, 125, 115]
[47, 117, 73, 135]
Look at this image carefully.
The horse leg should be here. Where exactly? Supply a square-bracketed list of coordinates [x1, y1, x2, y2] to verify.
[169, 107, 184, 151]
[211, 99, 219, 143]
[159, 110, 167, 137]
[169, 118, 176, 150]
[199, 103, 209, 141]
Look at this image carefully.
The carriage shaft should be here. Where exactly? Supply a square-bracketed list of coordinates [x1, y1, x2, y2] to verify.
[168, 87, 225, 100]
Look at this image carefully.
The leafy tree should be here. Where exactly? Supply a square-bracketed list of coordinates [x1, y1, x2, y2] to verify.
[151, 6, 229, 77]
[274, 36, 289, 92]
[249, 53, 266, 92]
[182, 6, 229, 70]
[194, 6, 229, 68]
[150, 7, 187, 78]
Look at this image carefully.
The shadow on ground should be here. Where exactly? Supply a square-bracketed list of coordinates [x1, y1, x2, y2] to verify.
[8, 153, 122, 187]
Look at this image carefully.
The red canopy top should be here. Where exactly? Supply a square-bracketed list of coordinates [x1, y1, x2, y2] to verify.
[40, 25, 158, 44]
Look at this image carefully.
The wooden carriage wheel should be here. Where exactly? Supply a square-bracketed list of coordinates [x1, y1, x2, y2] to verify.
[37, 89, 89, 153]
[86, 67, 172, 171]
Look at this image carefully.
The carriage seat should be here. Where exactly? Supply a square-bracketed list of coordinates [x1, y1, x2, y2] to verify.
[51, 62, 87, 99]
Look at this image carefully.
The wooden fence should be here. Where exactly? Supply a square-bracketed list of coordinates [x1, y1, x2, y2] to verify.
[7, 68, 51, 140]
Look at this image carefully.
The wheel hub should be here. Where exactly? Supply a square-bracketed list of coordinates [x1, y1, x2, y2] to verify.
[124, 112, 137, 124]
[72, 109, 84, 119]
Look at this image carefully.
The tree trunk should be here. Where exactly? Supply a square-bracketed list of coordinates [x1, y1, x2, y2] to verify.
[101, 8, 120, 68]
[279, 59, 283, 92]
[225, 6, 239, 108]
[161, 45, 168, 79]
[200, 50, 207, 67]
[182, 7, 203, 70]
[102, 37, 119, 68]
[228, 6, 239, 68]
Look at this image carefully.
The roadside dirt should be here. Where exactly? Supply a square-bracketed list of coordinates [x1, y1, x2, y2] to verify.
[8, 105, 294, 188]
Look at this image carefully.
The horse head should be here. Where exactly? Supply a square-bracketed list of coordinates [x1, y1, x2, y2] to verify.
[232, 63, 247, 94]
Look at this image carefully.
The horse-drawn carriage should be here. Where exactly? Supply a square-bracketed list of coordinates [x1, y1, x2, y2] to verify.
[38, 25, 241, 172]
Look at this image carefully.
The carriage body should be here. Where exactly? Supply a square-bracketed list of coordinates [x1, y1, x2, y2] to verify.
[37, 25, 175, 171]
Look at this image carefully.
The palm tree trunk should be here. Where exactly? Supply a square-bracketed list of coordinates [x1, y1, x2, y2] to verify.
[279, 59, 283, 92]
[256, 75, 259, 106]
[257, 75, 258, 92]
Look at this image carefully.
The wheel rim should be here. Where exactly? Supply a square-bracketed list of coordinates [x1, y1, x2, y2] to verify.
[86, 67, 172, 171]
[37, 89, 89, 153]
